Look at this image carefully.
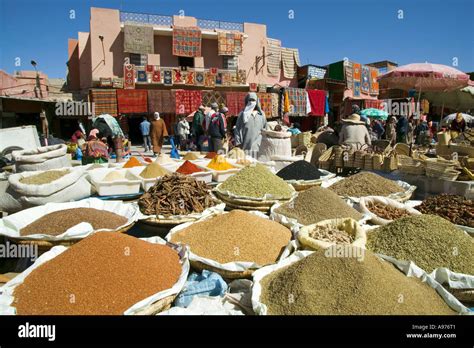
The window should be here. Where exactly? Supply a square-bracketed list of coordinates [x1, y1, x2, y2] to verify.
[178, 57, 194, 68]
[129, 53, 147, 66]
[223, 56, 238, 70]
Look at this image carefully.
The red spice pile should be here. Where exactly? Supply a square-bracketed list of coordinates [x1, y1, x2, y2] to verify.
[176, 161, 203, 175]
[204, 152, 217, 159]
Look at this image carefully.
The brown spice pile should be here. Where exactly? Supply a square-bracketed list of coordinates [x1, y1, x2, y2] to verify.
[366, 201, 412, 220]
[13, 232, 182, 315]
[170, 210, 291, 265]
[260, 247, 455, 315]
[19, 170, 69, 185]
[417, 194, 474, 227]
[329, 172, 403, 197]
[20, 208, 128, 236]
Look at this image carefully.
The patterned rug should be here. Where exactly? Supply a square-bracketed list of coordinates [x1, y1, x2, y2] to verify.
[370, 68, 379, 94]
[202, 90, 226, 108]
[345, 61, 353, 89]
[226, 91, 247, 116]
[285, 87, 307, 116]
[172, 26, 202, 57]
[116, 89, 148, 114]
[217, 32, 243, 56]
[361, 65, 370, 94]
[123, 64, 135, 89]
[89, 89, 118, 117]
[175, 90, 202, 115]
[163, 69, 173, 86]
[257, 92, 273, 118]
[147, 90, 176, 114]
[271, 93, 280, 117]
[267, 38, 281, 77]
[353, 63, 361, 81]
[124, 24, 154, 54]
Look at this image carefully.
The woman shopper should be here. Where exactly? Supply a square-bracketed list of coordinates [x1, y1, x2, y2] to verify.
[338, 114, 372, 150]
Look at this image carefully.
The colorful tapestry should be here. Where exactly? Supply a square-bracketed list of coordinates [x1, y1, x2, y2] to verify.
[123, 64, 135, 89]
[137, 70, 147, 82]
[345, 61, 353, 89]
[147, 90, 175, 114]
[267, 38, 282, 77]
[146, 65, 154, 73]
[204, 72, 216, 87]
[237, 69, 247, 84]
[281, 48, 300, 79]
[89, 89, 118, 117]
[124, 24, 154, 54]
[307, 89, 326, 116]
[172, 69, 184, 84]
[172, 26, 202, 57]
[271, 93, 280, 117]
[195, 71, 205, 86]
[185, 71, 195, 85]
[175, 90, 203, 115]
[353, 81, 361, 97]
[364, 100, 383, 109]
[225, 91, 247, 116]
[112, 78, 123, 89]
[361, 65, 370, 94]
[202, 90, 226, 108]
[369, 67, 379, 94]
[163, 69, 173, 86]
[249, 83, 257, 92]
[210, 67, 218, 75]
[222, 72, 232, 86]
[285, 87, 307, 116]
[216, 73, 223, 85]
[116, 89, 148, 114]
[99, 78, 112, 87]
[257, 92, 273, 118]
[152, 68, 161, 83]
[217, 31, 243, 56]
[353, 63, 361, 81]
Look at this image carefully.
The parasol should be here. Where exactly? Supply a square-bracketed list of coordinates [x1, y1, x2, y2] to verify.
[360, 108, 389, 120]
[441, 113, 473, 126]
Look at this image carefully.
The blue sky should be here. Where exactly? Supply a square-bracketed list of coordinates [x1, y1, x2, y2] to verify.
[1, 0, 473, 78]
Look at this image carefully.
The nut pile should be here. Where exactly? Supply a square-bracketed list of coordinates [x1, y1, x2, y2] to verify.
[366, 202, 412, 220]
[308, 225, 354, 244]
[417, 194, 474, 227]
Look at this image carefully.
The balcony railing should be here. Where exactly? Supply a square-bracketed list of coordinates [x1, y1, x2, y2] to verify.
[120, 11, 244, 32]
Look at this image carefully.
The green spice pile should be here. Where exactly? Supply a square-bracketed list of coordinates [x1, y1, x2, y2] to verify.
[260, 247, 455, 315]
[20, 208, 128, 236]
[367, 214, 474, 274]
[417, 194, 474, 227]
[276, 186, 362, 225]
[308, 225, 354, 244]
[219, 164, 294, 199]
[329, 172, 403, 197]
[13, 232, 182, 315]
[170, 210, 291, 265]
[19, 170, 69, 185]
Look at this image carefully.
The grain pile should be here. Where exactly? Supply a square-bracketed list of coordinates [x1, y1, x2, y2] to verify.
[138, 173, 214, 217]
[417, 194, 474, 227]
[170, 210, 291, 265]
[275, 186, 362, 225]
[19, 170, 69, 185]
[260, 247, 455, 315]
[219, 164, 294, 199]
[276, 161, 323, 181]
[139, 162, 170, 179]
[366, 202, 412, 220]
[367, 215, 474, 274]
[20, 208, 128, 236]
[329, 172, 403, 197]
[183, 152, 200, 160]
[308, 225, 353, 244]
[13, 233, 181, 315]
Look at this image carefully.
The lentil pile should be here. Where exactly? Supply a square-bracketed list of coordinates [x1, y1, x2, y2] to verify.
[366, 201, 412, 220]
[138, 173, 214, 217]
[20, 208, 128, 236]
[329, 172, 403, 197]
[19, 170, 69, 185]
[219, 164, 294, 199]
[367, 214, 474, 274]
[170, 210, 291, 265]
[417, 194, 474, 227]
[276, 186, 362, 225]
[13, 233, 181, 315]
[308, 225, 354, 244]
[139, 162, 170, 179]
[276, 160, 323, 181]
[260, 247, 455, 315]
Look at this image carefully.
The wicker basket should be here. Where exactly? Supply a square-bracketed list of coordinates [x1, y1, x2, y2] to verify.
[342, 149, 355, 168]
[372, 154, 384, 170]
[318, 146, 334, 170]
[382, 154, 398, 172]
[393, 143, 410, 156]
[354, 151, 365, 168]
[363, 153, 374, 170]
[398, 155, 426, 175]
[190, 260, 255, 279]
[334, 146, 344, 167]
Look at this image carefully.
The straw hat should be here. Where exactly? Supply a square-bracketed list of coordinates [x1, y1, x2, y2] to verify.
[342, 114, 366, 124]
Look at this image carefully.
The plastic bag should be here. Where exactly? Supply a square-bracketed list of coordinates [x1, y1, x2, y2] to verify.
[174, 270, 228, 308]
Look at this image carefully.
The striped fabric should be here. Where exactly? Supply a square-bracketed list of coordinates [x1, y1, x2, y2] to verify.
[267, 38, 281, 77]
[285, 87, 307, 116]
[147, 90, 176, 114]
[281, 47, 300, 79]
[89, 89, 118, 117]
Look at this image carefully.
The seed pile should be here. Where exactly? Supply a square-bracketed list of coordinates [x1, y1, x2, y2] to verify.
[260, 247, 455, 315]
[207, 155, 235, 171]
[20, 208, 128, 236]
[417, 194, 474, 227]
[276, 186, 362, 225]
[13, 233, 181, 315]
[276, 160, 323, 181]
[367, 215, 474, 274]
[366, 201, 412, 220]
[329, 172, 403, 197]
[170, 210, 291, 265]
[308, 225, 354, 244]
[139, 173, 214, 217]
[176, 160, 203, 175]
[19, 170, 69, 185]
[103, 171, 125, 182]
[139, 162, 170, 179]
[183, 152, 200, 160]
[219, 164, 294, 199]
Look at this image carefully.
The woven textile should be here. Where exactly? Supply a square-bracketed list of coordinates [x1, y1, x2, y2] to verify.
[112, 78, 123, 89]
[285, 87, 307, 116]
[186, 71, 195, 85]
[116, 89, 148, 114]
[172, 26, 202, 57]
[204, 72, 216, 87]
[147, 90, 175, 114]
[353, 81, 361, 97]
[163, 69, 173, 85]
[137, 70, 147, 82]
[195, 71, 205, 86]
[123, 64, 135, 89]
[225, 91, 247, 116]
[281, 48, 300, 79]
[124, 24, 154, 54]
[307, 89, 326, 116]
[202, 90, 226, 108]
[217, 31, 243, 56]
[345, 61, 354, 89]
[172, 69, 184, 84]
[361, 65, 370, 94]
[237, 69, 247, 84]
[271, 93, 280, 117]
[152, 67, 161, 83]
[370, 68, 379, 94]
[89, 89, 118, 117]
[353, 63, 361, 81]
[175, 90, 202, 115]
[364, 100, 383, 109]
[267, 38, 282, 77]
[257, 92, 273, 118]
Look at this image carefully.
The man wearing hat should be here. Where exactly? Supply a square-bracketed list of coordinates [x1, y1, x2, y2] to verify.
[339, 113, 372, 149]
[192, 105, 206, 150]
[208, 106, 228, 154]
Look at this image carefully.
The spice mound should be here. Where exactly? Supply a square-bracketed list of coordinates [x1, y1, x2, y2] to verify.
[20, 208, 128, 236]
[204, 152, 218, 159]
[156, 154, 175, 165]
[276, 160, 323, 181]
[227, 147, 246, 160]
[417, 194, 474, 227]
[260, 247, 455, 315]
[138, 173, 214, 217]
[123, 157, 142, 168]
[13, 232, 181, 315]
[219, 164, 294, 199]
[183, 152, 200, 160]
[207, 155, 235, 171]
[176, 160, 203, 175]
[366, 201, 412, 220]
[19, 170, 69, 185]
[308, 225, 353, 244]
[170, 210, 291, 265]
[276, 186, 362, 225]
[329, 172, 404, 197]
[139, 162, 170, 179]
[367, 214, 474, 274]
[103, 171, 125, 182]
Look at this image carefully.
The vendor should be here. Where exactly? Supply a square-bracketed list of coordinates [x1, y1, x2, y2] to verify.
[150, 112, 168, 156]
[449, 112, 467, 138]
[81, 129, 109, 165]
[339, 114, 372, 149]
[385, 116, 397, 146]
[234, 92, 267, 158]
[71, 130, 85, 147]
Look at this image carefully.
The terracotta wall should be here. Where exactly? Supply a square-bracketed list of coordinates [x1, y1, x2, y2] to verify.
[67, 39, 80, 90]
[78, 32, 92, 90]
[0, 70, 48, 98]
